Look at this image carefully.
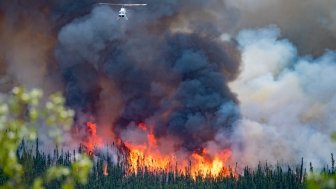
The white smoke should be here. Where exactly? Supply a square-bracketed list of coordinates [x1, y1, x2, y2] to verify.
[230, 26, 336, 168]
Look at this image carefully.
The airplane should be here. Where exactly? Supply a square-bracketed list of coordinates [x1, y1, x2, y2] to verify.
[98, 3, 147, 20]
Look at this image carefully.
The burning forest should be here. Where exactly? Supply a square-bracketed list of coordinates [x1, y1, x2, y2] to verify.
[56, 0, 241, 178]
[1, 0, 336, 188]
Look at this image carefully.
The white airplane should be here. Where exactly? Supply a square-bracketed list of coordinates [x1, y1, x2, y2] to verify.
[98, 3, 147, 20]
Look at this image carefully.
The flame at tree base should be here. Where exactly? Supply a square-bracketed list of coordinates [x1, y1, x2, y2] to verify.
[81, 122, 235, 179]
[127, 147, 234, 178]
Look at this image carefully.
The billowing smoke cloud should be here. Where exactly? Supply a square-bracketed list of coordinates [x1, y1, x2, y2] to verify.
[226, 0, 336, 55]
[56, 2, 240, 154]
[230, 26, 336, 168]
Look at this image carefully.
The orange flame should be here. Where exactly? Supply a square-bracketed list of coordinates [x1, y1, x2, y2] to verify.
[124, 122, 234, 178]
[103, 161, 108, 176]
[190, 149, 232, 178]
[82, 121, 103, 154]
[81, 121, 234, 178]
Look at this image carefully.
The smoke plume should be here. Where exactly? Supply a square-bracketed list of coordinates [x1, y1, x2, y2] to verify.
[230, 26, 336, 168]
[56, 1, 240, 155]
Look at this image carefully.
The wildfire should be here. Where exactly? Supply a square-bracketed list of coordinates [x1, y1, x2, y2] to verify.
[124, 122, 234, 178]
[125, 122, 172, 173]
[82, 121, 234, 178]
[82, 121, 103, 154]
[190, 149, 232, 178]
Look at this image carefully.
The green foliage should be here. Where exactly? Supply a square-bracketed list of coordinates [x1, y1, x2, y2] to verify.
[307, 173, 336, 189]
[43, 155, 92, 189]
[306, 133, 336, 189]
[0, 86, 92, 189]
[332, 133, 336, 142]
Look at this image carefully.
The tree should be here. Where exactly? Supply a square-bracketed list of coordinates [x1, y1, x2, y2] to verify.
[0, 86, 92, 189]
[307, 133, 336, 189]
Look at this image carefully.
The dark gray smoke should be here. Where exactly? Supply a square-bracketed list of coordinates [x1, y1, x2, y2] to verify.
[56, 1, 240, 152]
